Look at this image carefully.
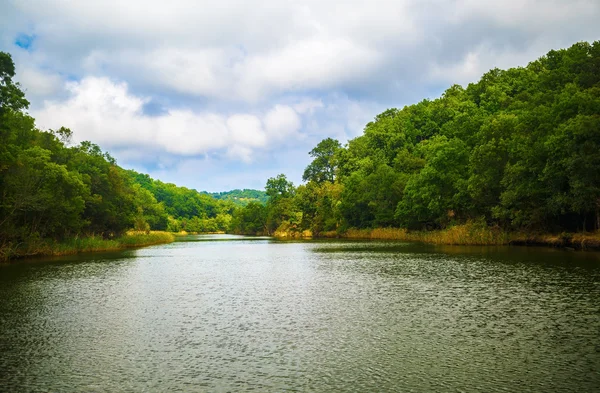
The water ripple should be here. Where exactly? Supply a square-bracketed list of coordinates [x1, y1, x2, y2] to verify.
[0, 237, 599, 392]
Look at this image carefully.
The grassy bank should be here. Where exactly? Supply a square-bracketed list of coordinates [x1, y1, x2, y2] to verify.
[273, 229, 313, 238]
[322, 224, 508, 245]
[316, 223, 600, 250]
[1, 231, 175, 262]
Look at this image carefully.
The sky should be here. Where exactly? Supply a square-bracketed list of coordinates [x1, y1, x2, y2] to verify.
[1, 0, 599, 192]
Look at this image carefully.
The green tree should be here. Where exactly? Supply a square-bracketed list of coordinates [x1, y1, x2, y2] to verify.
[0, 52, 29, 114]
[231, 202, 268, 235]
[302, 138, 341, 183]
[396, 136, 470, 228]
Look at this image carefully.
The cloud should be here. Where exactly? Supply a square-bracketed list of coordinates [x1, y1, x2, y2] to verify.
[2, 0, 600, 190]
[79, 38, 382, 102]
[449, 0, 599, 30]
[3, 1, 598, 106]
[30, 74, 378, 190]
[264, 105, 301, 140]
[293, 99, 323, 115]
[17, 66, 62, 98]
[233, 38, 383, 100]
[33, 77, 305, 162]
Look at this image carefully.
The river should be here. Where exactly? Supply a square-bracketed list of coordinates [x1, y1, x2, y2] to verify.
[1, 235, 599, 392]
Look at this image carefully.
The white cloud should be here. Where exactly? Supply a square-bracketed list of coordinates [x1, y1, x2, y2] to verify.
[450, 0, 599, 30]
[80, 38, 382, 101]
[90, 47, 240, 98]
[264, 105, 301, 140]
[3, 0, 412, 101]
[293, 99, 323, 115]
[3, 0, 598, 106]
[226, 114, 265, 147]
[16, 67, 62, 98]
[234, 38, 383, 100]
[33, 77, 304, 162]
[225, 145, 255, 163]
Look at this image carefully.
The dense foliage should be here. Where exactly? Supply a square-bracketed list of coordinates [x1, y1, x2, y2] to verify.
[232, 41, 600, 235]
[0, 52, 231, 258]
[126, 170, 235, 232]
[204, 189, 268, 206]
[3, 40, 599, 248]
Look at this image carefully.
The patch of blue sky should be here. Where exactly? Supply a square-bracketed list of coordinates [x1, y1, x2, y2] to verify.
[142, 100, 169, 117]
[14, 33, 35, 50]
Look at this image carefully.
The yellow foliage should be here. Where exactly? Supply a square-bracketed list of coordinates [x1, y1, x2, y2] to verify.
[341, 223, 509, 245]
[3, 231, 175, 261]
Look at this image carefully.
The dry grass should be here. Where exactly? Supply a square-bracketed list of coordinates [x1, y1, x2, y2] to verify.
[273, 222, 313, 238]
[2, 231, 175, 261]
[333, 224, 600, 250]
[242, 221, 600, 250]
[338, 223, 509, 245]
[274, 229, 313, 238]
[571, 232, 600, 249]
[118, 231, 175, 247]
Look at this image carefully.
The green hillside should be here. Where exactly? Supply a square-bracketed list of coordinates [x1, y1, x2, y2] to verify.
[205, 189, 268, 206]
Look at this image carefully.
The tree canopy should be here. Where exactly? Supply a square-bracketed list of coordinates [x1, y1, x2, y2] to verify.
[0, 51, 236, 259]
[231, 41, 600, 235]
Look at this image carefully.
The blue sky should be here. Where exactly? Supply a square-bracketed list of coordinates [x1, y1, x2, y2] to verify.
[1, 0, 599, 192]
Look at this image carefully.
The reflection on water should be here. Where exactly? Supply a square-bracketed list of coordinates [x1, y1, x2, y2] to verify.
[1, 236, 599, 392]
[176, 233, 273, 242]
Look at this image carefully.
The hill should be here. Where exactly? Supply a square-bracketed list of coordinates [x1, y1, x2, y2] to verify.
[204, 189, 268, 206]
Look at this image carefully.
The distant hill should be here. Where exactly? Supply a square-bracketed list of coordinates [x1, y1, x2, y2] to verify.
[204, 189, 268, 206]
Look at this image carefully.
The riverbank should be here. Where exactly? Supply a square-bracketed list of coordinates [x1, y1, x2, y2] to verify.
[275, 223, 600, 250]
[320, 226, 509, 245]
[1, 231, 176, 262]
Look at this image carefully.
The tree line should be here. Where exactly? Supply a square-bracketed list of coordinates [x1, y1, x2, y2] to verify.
[203, 189, 268, 206]
[2, 40, 599, 253]
[0, 51, 235, 258]
[125, 170, 236, 232]
[231, 41, 600, 236]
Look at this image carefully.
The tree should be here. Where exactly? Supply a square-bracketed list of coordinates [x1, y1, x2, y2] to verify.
[264, 174, 296, 234]
[0, 52, 29, 114]
[302, 138, 341, 183]
[396, 136, 470, 229]
[2, 146, 88, 239]
[338, 165, 404, 228]
[544, 115, 600, 230]
[231, 202, 268, 235]
[266, 174, 295, 200]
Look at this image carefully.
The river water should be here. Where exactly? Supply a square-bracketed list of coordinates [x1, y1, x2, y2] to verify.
[1, 235, 599, 392]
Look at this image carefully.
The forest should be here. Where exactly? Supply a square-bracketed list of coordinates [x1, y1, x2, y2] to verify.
[1, 41, 599, 259]
[204, 189, 269, 206]
[125, 170, 236, 233]
[230, 41, 600, 240]
[0, 51, 237, 260]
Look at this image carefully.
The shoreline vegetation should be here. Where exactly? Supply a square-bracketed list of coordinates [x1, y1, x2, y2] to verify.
[5, 225, 599, 262]
[3, 42, 600, 261]
[1, 231, 175, 262]
[1, 50, 242, 263]
[273, 223, 600, 250]
[231, 41, 600, 253]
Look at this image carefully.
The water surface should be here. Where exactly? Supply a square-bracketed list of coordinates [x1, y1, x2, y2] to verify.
[1, 236, 599, 392]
